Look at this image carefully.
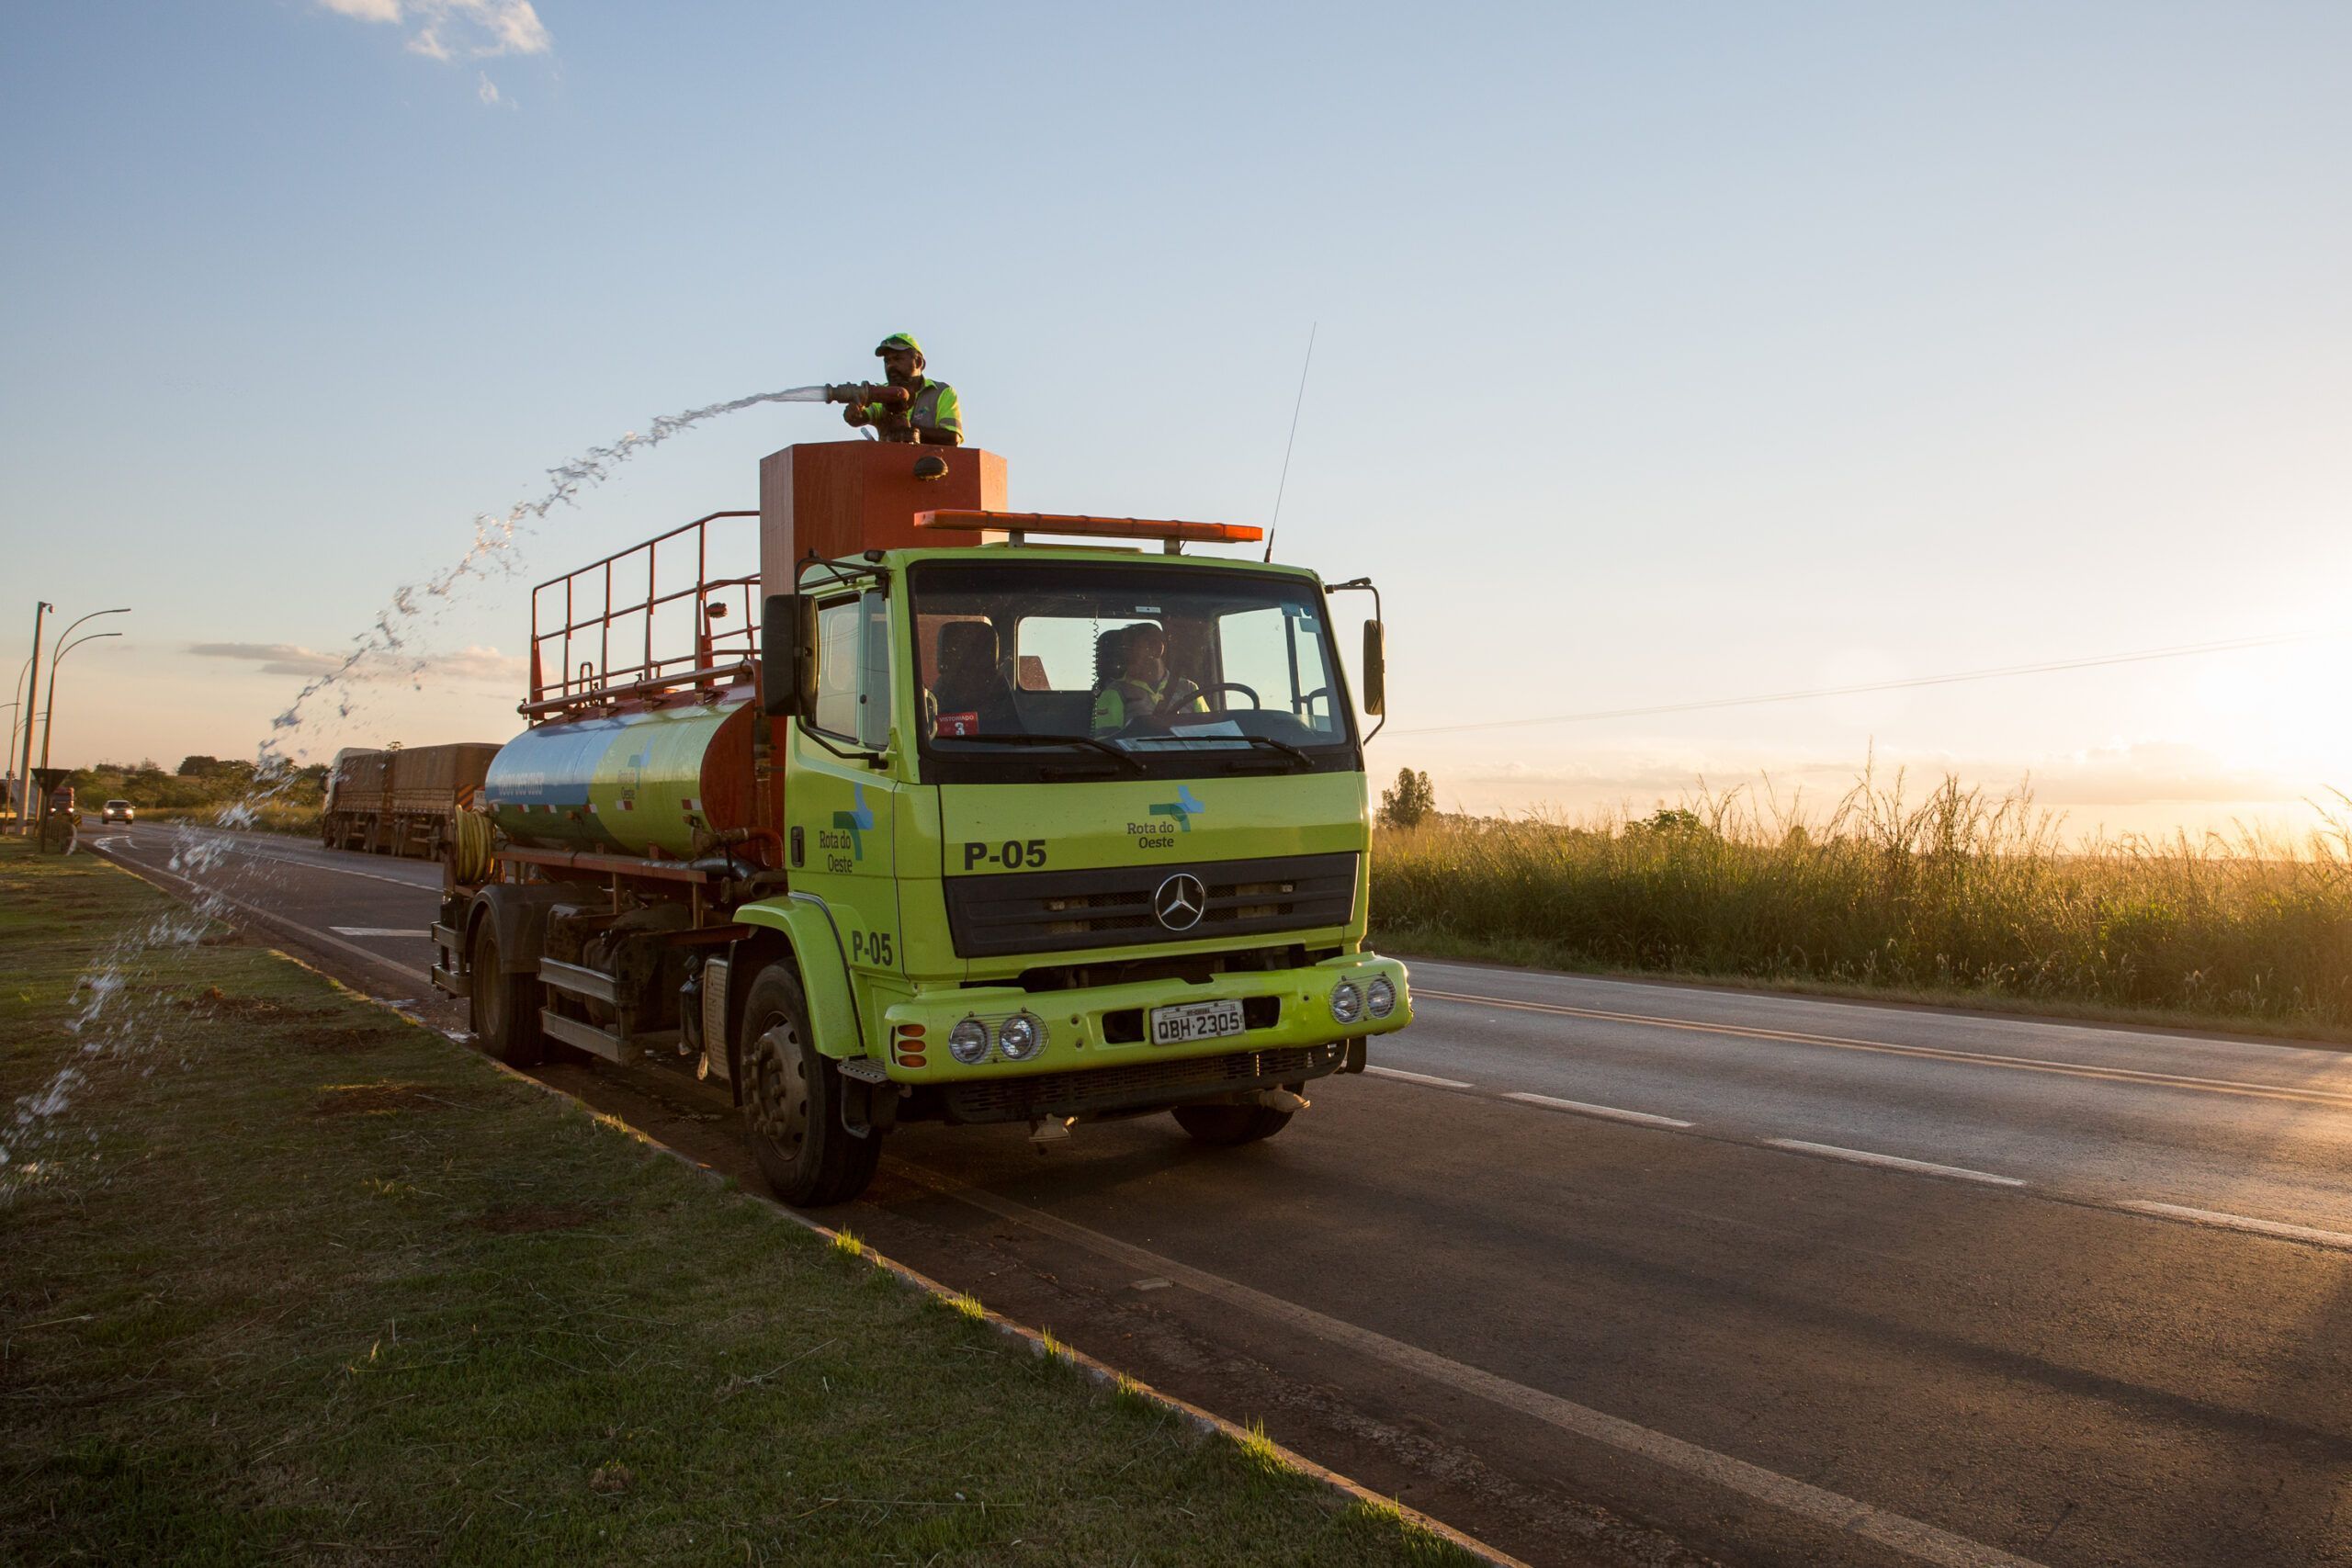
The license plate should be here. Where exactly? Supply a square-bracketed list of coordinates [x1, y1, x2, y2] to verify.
[1149, 998, 1246, 1045]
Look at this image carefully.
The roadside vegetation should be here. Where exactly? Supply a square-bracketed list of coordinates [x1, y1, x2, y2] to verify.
[55, 755, 322, 836]
[0, 841, 1467, 1566]
[1373, 767, 2352, 1041]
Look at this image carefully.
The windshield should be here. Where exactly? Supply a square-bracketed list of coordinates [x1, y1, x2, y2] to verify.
[907, 559, 1358, 781]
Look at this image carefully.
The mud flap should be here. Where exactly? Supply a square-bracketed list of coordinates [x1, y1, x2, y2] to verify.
[1342, 1038, 1368, 1074]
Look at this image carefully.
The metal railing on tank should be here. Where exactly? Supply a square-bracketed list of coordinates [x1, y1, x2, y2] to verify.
[525, 511, 760, 720]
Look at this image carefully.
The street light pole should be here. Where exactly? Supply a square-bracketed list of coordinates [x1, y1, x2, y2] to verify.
[37, 617, 130, 784]
[15, 603, 52, 834]
[3, 653, 26, 821]
[0, 700, 19, 816]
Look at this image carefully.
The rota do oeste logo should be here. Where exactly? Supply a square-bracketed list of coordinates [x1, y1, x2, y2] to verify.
[1129, 784, 1205, 850]
[820, 784, 875, 871]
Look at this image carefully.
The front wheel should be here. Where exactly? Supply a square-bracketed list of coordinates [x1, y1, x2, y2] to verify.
[1172, 1101, 1293, 1145]
[739, 964, 880, 1207]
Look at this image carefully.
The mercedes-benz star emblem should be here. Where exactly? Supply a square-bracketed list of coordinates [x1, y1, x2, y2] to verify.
[1152, 873, 1207, 931]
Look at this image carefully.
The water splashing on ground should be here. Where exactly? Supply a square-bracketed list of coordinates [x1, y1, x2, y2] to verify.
[3, 388, 808, 1198]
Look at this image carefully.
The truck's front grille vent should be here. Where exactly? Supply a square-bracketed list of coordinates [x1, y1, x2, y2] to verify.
[943, 852, 1357, 958]
[940, 1042, 1343, 1123]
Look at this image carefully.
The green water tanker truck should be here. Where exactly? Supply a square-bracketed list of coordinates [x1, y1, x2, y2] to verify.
[429, 438, 1410, 1205]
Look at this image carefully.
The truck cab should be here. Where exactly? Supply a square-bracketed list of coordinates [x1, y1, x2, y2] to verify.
[433, 440, 1410, 1205]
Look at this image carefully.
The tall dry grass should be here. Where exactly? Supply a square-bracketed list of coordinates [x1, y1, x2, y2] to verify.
[1372, 770, 2352, 1032]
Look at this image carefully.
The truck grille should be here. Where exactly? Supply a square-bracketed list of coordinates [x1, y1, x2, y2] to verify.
[942, 852, 1357, 958]
[939, 1042, 1345, 1124]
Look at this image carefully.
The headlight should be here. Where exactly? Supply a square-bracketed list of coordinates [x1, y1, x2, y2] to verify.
[947, 1017, 990, 1065]
[1329, 980, 1363, 1024]
[997, 1012, 1046, 1061]
[1365, 976, 1396, 1018]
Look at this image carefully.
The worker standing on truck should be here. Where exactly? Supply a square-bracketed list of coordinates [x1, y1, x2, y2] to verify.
[1091, 623, 1206, 735]
[842, 333, 964, 446]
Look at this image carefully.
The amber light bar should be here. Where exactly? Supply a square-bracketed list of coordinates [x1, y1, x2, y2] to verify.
[914, 509, 1264, 546]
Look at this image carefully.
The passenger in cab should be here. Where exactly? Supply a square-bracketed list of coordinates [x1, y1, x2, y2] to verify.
[1090, 623, 1205, 736]
[927, 620, 1020, 738]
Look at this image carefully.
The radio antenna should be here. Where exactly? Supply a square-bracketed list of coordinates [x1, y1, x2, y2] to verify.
[1263, 322, 1317, 563]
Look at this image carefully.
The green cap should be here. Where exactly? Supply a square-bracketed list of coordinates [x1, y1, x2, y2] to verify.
[875, 333, 923, 356]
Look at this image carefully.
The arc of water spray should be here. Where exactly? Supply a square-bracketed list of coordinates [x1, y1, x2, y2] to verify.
[252, 387, 827, 786]
[5, 387, 822, 1189]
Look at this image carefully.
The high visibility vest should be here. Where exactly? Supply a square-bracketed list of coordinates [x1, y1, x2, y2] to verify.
[1091, 676, 1205, 734]
[861, 378, 962, 438]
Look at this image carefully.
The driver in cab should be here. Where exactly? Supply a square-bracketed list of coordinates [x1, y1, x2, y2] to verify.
[1091, 623, 1207, 737]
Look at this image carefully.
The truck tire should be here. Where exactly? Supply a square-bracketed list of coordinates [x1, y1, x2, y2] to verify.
[739, 964, 879, 1207]
[1172, 1102, 1294, 1145]
[469, 922, 546, 1067]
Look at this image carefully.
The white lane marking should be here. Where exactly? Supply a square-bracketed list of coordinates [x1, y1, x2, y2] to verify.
[1415, 987, 2352, 1109]
[1364, 1065, 1474, 1089]
[330, 927, 431, 939]
[1768, 1139, 2028, 1188]
[94, 848, 435, 986]
[900, 1166, 2050, 1568]
[164, 835, 439, 891]
[2119, 1201, 2352, 1251]
[1502, 1091, 1693, 1130]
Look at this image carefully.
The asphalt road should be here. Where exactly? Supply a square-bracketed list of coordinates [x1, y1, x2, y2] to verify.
[84, 824, 2352, 1568]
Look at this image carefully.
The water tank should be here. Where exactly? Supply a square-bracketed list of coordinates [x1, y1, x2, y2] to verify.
[482, 698, 759, 860]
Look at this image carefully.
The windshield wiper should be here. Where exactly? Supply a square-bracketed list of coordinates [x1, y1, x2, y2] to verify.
[1227, 734, 1316, 767]
[937, 733, 1148, 773]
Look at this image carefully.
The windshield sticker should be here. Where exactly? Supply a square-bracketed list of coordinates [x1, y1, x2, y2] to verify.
[937, 711, 980, 737]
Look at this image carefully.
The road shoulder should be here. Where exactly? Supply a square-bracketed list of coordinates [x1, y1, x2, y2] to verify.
[0, 840, 1503, 1566]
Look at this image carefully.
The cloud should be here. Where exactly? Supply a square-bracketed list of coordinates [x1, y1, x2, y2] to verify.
[413, 645, 529, 685]
[314, 0, 551, 64]
[189, 641, 525, 686]
[189, 642, 345, 678]
[1430, 740, 2306, 818]
[477, 72, 501, 106]
[2015, 743, 2292, 808]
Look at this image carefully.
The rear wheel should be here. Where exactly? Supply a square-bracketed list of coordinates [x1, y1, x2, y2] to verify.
[469, 922, 545, 1067]
[1172, 1101, 1294, 1145]
[739, 964, 879, 1206]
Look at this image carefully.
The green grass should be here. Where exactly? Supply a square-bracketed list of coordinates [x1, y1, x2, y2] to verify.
[1374, 769, 2352, 1041]
[0, 841, 1474, 1567]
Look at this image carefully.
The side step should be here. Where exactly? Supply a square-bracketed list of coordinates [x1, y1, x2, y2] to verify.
[429, 922, 469, 998]
[537, 958, 678, 1064]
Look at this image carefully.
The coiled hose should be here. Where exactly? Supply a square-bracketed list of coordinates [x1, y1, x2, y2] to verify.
[450, 807, 494, 885]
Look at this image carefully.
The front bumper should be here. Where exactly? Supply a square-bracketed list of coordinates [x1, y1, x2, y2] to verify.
[877, 952, 1410, 1089]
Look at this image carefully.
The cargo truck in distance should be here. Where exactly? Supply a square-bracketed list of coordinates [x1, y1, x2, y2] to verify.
[322, 742, 498, 859]
[428, 438, 1410, 1205]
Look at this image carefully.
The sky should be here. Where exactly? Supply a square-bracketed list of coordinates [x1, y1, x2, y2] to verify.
[4, 2, 2349, 840]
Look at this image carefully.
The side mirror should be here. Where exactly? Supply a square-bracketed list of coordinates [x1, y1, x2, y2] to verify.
[1361, 620, 1386, 716]
[761, 594, 806, 717]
